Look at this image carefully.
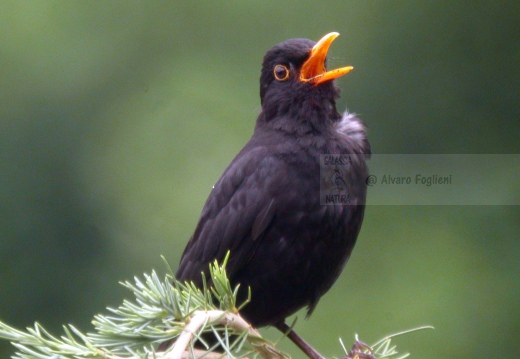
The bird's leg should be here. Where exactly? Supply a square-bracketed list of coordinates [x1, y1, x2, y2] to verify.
[275, 321, 325, 359]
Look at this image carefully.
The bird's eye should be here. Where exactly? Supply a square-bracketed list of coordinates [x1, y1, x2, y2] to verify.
[273, 65, 290, 81]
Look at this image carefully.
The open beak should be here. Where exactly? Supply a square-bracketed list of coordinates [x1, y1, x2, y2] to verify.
[300, 32, 353, 86]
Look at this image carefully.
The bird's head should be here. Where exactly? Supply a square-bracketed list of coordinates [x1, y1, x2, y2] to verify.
[259, 32, 353, 131]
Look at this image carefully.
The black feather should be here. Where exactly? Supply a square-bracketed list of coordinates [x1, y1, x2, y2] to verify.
[176, 37, 370, 327]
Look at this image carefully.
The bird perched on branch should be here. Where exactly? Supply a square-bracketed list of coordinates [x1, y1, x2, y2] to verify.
[176, 32, 370, 359]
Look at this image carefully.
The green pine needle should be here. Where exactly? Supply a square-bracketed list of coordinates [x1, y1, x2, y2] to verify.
[0, 253, 430, 359]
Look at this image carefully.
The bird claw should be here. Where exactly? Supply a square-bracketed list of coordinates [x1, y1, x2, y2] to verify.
[341, 339, 376, 359]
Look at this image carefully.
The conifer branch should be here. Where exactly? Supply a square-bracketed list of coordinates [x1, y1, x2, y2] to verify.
[0, 254, 429, 358]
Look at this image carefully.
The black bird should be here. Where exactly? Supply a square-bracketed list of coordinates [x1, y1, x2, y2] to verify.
[176, 32, 370, 358]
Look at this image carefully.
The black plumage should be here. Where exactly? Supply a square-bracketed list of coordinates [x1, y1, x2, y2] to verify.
[175, 32, 370, 355]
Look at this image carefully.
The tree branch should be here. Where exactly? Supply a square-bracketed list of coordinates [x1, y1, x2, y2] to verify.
[0, 254, 428, 359]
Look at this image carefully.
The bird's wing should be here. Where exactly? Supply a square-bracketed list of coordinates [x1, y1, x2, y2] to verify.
[175, 146, 280, 285]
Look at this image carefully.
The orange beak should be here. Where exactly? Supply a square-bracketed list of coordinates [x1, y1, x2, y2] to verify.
[300, 32, 353, 86]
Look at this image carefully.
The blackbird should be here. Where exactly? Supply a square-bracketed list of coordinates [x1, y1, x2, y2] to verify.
[176, 32, 370, 358]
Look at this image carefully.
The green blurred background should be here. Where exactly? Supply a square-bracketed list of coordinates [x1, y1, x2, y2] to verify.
[1, 1, 519, 358]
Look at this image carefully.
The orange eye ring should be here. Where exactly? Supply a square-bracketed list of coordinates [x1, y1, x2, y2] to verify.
[273, 65, 290, 81]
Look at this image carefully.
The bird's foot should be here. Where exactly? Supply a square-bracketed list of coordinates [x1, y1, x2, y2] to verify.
[341, 339, 376, 359]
